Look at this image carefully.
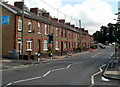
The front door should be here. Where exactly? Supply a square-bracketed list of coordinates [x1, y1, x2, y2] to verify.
[61, 41, 63, 51]
[18, 38, 22, 58]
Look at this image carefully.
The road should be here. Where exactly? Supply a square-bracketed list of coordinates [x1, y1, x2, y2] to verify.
[2, 46, 117, 86]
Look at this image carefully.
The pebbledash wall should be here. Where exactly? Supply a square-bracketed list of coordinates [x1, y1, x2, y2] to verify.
[1, 1, 94, 59]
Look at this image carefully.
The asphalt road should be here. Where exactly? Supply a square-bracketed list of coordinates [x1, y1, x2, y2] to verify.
[2, 46, 115, 86]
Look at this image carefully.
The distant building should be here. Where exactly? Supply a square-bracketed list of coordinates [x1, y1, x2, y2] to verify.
[0, 1, 94, 59]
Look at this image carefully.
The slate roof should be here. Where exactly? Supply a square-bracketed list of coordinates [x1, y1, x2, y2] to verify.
[2, 2, 84, 34]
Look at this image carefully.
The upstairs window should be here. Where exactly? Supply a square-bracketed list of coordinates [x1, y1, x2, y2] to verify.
[28, 21, 32, 32]
[38, 22, 41, 34]
[26, 39, 33, 51]
[65, 30, 67, 38]
[18, 18, 22, 31]
[44, 24, 47, 35]
[56, 28, 59, 36]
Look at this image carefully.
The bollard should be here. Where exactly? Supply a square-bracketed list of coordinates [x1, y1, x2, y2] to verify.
[38, 53, 40, 61]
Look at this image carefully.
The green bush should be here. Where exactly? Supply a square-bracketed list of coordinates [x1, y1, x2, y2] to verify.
[82, 46, 87, 51]
[79, 46, 87, 51]
[90, 46, 95, 49]
[90, 45, 97, 49]
[47, 47, 56, 53]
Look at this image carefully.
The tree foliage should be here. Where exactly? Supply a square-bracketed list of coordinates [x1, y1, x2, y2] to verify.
[93, 23, 120, 44]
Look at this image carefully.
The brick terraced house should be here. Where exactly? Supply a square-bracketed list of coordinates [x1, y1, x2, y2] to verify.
[0, 1, 94, 59]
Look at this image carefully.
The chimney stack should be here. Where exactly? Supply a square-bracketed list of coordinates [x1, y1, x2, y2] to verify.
[65, 22, 71, 26]
[75, 27, 79, 29]
[51, 18, 58, 22]
[30, 8, 41, 16]
[14, 2, 24, 10]
[59, 19, 65, 24]
[71, 24, 75, 28]
[42, 13, 50, 19]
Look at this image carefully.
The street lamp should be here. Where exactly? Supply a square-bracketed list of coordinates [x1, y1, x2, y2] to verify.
[21, 0, 24, 59]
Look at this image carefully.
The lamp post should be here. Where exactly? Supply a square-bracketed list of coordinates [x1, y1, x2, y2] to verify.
[21, 0, 24, 59]
[79, 20, 82, 50]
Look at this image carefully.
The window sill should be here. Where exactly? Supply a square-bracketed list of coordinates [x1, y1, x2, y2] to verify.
[18, 30, 22, 32]
[26, 49, 32, 51]
[43, 49, 48, 51]
[55, 48, 59, 50]
[38, 32, 41, 34]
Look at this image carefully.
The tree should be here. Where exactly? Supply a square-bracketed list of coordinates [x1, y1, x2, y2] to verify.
[40, 8, 47, 13]
[93, 22, 120, 44]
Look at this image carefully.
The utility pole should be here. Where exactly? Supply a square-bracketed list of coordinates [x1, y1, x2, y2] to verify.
[79, 20, 82, 49]
[21, 0, 24, 59]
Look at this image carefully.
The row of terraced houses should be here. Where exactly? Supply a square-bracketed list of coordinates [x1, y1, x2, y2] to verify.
[0, 1, 94, 59]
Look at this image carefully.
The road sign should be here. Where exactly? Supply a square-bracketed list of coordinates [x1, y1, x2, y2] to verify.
[0, 16, 10, 25]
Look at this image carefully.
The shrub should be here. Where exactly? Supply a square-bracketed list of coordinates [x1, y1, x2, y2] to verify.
[47, 47, 56, 53]
[82, 46, 87, 51]
[90, 46, 95, 49]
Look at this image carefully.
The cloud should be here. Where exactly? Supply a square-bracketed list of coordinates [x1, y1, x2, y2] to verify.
[5, 0, 117, 35]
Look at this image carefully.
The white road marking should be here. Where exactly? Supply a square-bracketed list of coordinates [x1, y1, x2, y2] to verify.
[67, 64, 72, 69]
[13, 76, 43, 84]
[89, 64, 106, 87]
[51, 68, 65, 72]
[4, 62, 83, 86]
[43, 71, 51, 77]
[5, 82, 13, 86]
[101, 76, 109, 81]
[91, 52, 101, 58]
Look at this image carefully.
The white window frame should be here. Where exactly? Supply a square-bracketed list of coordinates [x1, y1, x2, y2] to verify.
[18, 18, 22, 31]
[56, 27, 59, 36]
[38, 22, 41, 34]
[43, 40, 48, 51]
[64, 42, 67, 49]
[28, 21, 32, 33]
[45, 24, 47, 35]
[26, 39, 32, 51]
[18, 38, 22, 53]
[55, 41, 59, 50]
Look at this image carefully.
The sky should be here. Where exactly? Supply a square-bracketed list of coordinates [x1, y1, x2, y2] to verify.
[3, 0, 119, 35]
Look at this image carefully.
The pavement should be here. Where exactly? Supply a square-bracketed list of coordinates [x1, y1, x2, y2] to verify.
[103, 48, 120, 80]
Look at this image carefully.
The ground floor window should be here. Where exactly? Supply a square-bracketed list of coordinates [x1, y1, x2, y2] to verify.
[44, 40, 48, 51]
[18, 38, 22, 54]
[64, 41, 67, 49]
[26, 39, 33, 51]
[55, 41, 59, 50]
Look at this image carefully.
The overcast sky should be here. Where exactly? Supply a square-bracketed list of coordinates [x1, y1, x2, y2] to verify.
[4, 0, 119, 35]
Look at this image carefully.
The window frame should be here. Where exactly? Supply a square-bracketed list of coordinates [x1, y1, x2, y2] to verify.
[43, 40, 48, 51]
[38, 22, 41, 34]
[28, 21, 32, 33]
[18, 18, 22, 31]
[55, 41, 59, 50]
[44, 24, 48, 35]
[26, 39, 33, 51]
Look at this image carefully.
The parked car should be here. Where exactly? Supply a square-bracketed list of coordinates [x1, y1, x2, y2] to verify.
[99, 44, 106, 49]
